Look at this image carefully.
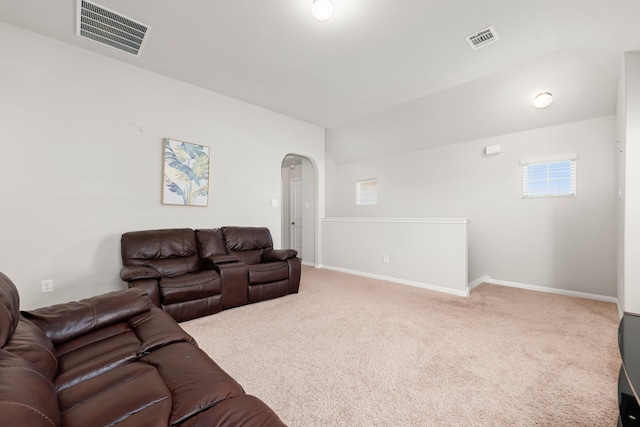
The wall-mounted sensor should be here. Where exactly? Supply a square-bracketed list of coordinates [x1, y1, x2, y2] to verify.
[485, 144, 501, 155]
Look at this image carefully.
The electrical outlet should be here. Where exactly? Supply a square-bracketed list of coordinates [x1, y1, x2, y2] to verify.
[41, 279, 53, 293]
[383, 255, 389, 264]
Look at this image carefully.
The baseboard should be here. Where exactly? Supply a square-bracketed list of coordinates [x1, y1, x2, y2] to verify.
[479, 276, 618, 304]
[468, 275, 490, 292]
[313, 267, 617, 304]
[316, 265, 468, 297]
[301, 261, 315, 267]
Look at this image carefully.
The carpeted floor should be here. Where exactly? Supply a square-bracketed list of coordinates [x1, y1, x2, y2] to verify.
[181, 266, 621, 426]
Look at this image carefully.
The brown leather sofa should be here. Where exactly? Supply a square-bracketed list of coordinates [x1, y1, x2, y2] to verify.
[0, 271, 286, 426]
[120, 226, 301, 322]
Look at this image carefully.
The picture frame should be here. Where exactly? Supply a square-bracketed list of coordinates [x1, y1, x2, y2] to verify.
[162, 138, 210, 207]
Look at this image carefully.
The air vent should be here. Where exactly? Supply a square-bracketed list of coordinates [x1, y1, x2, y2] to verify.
[76, 0, 150, 56]
[465, 26, 499, 50]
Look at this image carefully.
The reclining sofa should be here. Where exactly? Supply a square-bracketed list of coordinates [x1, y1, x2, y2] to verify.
[0, 271, 286, 426]
[120, 226, 301, 322]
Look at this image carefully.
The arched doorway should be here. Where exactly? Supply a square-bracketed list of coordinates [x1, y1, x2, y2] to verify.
[281, 154, 317, 266]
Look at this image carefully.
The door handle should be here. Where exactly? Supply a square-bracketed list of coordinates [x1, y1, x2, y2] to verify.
[291, 222, 295, 225]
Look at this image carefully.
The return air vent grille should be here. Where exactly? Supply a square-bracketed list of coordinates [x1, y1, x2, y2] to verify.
[76, 0, 150, 56]
[465, 26, 499, 50]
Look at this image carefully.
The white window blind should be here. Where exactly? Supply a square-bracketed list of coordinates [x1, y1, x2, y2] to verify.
[356, 179, 377, 205]
[521, 154, 577, 198]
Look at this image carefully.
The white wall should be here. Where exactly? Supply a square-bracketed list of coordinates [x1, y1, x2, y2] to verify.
[623, 52, 640, 313]
[301, 158, 316, 264]
[0, 23, 325, 310]
[326, 116, 617, 297]
[617, 55, 627, 314]
[321, 218, 469, 295]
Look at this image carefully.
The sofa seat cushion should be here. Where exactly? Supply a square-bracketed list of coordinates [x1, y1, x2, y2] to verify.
[140, 342, 245, 426]
[58, 362, 173, 427]
[247, 261, 289, 285]
[159, 271, 221, 305]
[54, 307, 194, 392]
[54, 321, 141, 392]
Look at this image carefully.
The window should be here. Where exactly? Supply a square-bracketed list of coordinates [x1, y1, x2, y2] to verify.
[521, 154, 577, 198]
[356, 179, 377, 205]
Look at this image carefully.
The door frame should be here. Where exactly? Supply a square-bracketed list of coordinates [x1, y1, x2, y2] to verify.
[281, 154, 318, 267]
[290, 178, 303, 255]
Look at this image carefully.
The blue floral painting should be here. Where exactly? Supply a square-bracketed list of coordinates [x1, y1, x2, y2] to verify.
[162, 139, 210, 206]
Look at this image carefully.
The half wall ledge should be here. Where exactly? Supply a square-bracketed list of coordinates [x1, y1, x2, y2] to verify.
[319, 217, 469, 296]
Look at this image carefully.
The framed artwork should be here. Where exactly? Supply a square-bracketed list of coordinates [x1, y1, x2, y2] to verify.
[162, 138, 210, 206]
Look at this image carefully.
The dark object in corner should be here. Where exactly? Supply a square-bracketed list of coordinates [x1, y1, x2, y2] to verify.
[619, 313, 640, 426]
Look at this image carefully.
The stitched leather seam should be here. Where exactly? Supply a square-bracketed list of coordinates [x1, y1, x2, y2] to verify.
[28, 340, 59, 371]
[60, 366, 163, 414]
[0, 300, 15, 335]
[89, 299, 97, 330]
[0, 365, 55, 386]
[0, 401, 56, 427]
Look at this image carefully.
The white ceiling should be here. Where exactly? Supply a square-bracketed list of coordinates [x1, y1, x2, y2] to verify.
[1, 0, 639, 164]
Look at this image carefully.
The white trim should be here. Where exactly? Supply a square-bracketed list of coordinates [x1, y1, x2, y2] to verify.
[476, 277, 618, 304]
[321, 217, 470, 224]
[520, 153, 578, 165]
[356, 179, 377, 205]
[468, 275, 490, 291]
[317, 265, 469, 297]
[310, 268, 617, 305]
[301, 261, 315, 267]
[290, 178, 302, 253]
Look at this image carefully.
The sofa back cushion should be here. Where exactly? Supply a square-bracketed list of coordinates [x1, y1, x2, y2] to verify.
[195, 228, 228, 258]
[0, 349, 61, 427]
[3, 318, 57, 381]
[0, 272, 20, 348]
[121, 228, 200, 277]
[222, 227, 273, 265]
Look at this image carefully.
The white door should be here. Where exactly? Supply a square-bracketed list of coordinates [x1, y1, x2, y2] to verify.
[291, 179, 303, 257]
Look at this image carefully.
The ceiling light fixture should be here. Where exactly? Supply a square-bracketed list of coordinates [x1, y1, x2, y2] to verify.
[533, 92, 553, 109]
[312, 0, 334, 21]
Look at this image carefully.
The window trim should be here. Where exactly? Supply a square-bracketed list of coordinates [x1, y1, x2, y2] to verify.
[356, 179, 377, 205]
[520, 154, 577, 199]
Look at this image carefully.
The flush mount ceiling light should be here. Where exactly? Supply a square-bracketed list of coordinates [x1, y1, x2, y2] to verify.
[533, 92, 554, 109]
[312, 0, 334, 21]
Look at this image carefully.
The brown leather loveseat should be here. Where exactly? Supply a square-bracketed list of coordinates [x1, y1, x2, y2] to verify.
[120, 226, 301, 322]
[0, 271, 286, 426]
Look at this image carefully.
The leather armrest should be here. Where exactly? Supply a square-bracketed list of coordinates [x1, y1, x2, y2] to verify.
[213, 254, 240, 264]
[120, 265, 161, 282]
[202, 254, 240, 269]
[128, 279, 161, 307]
[23, 288, 151, 345]
[263, 248, 298, 262]
[216, 262, 248, 309]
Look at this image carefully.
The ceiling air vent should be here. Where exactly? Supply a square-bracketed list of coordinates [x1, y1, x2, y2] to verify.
[76, 0, 150, 56]
[465, 26, 499, 50]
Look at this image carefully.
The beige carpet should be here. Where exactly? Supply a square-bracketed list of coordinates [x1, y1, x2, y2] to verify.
[181, 266, 621, 426]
